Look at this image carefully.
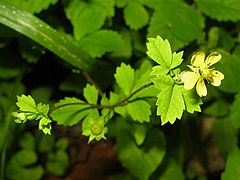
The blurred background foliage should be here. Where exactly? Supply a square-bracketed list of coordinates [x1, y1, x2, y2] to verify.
[1, 0, 240, 179]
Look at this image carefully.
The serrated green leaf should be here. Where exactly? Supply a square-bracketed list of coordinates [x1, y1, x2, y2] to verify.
[16, 95, 37, 112]
[83, 84, 99, 104]
[196, 0, 240, 22]
[64, 0, 106, 40]
[157, 85, 185, 125]
[0, 2, 95, 70]
[181, 87, 202, 113]
[117, 128, 165, 180]
[213, 118, 237, 156]
[152, 75, 174, 90]
[79, 30, 124, 58]
[114, 63, 134, 95]
[1, 0, 57, 14]
[151, 66, 169, 76]
[39, 117, 52, 135]
[124, 1, 149, 30]
[127, 100, 151, 123]
[148, 1, 203, 51]
[37, 103, 49, 115]
[50, 97, 92, 126]
[221, 146, 240, 180]
[170, 51, 183, 69]
[230, 92, 240, 129]
[146, 36, 172, 68]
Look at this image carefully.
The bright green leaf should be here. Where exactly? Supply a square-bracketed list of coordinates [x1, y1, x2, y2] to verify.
[124, 1, 149, 30]
[50, 97, 92, 126]
[16, 95, 37, 112]
[127, 100, 151, 123]
[39, 116, 52, 135]
[146, 36, 172, 68]
[221, 146, 240, 180]
[181, 87, 202, 114]
[79, 30, 124, 58]
[115, 0, 129, 7]
[148, 1, 203, 51]
[114, 63, 134, 95]
[83, 84, 99, 104]
[170, 51, 183, 69]
[152, 75, 175, 90]
[93, 0, 115, 17]
[196, 0, 240, 22]
[157, 85, 185, 125]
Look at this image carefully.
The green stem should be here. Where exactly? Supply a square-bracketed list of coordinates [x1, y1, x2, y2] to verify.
[48, 82, 154, 115]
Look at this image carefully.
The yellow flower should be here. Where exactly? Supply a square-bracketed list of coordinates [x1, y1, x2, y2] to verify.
[181, 52, 224, 97]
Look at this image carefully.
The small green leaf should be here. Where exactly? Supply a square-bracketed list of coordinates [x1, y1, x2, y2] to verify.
[83, 84, 99, 104]
[50, 97, 92, 126]
[132, 123, 149, 146]
[170, 51, 183, 69]
[114, 63, 134, 95]
[127, 100, 151, 123]
[157, 85, 185, 125]
[79, 30, 123, 58]
[115, 0, 129, 7]
[19, 132, 35, 151]
[221, 146, 240, 180]
[146, 36, 172, 68]
[196, 0, 240, 22]
[38, 135, 55, 153]
[152, 75, 175, 90]
[16, 95, 37, 112]
[124, 1, 149, 30]
[39, 116, 52, 135]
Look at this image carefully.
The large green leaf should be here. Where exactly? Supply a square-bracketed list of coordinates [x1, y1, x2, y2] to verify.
[64, 0, 109, 40]
[117, 128, 165, 180]
[196, 0, 240, 22]
[148, 1, 203, 51]
[1, 0, 57, 14]
[230, 92, 240, 129]
[124, 1, 149, 30]
[79, 30, 124, 58]
[0, 2, 95, 70]
[221, 146, 240, 180]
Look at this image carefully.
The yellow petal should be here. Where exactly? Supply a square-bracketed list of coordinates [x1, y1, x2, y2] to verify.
[190, 52, 205, 67]
[196, 78, 207, 97]
[210, 70, 224, 86]
[181, 71, 200, 90]
[205, 52, 222, 67]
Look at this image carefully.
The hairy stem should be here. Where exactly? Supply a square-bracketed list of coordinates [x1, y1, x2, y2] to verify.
[48, 82, 154, 115]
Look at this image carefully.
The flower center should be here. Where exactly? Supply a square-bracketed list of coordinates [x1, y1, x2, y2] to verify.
[90, 123, 103, 135]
